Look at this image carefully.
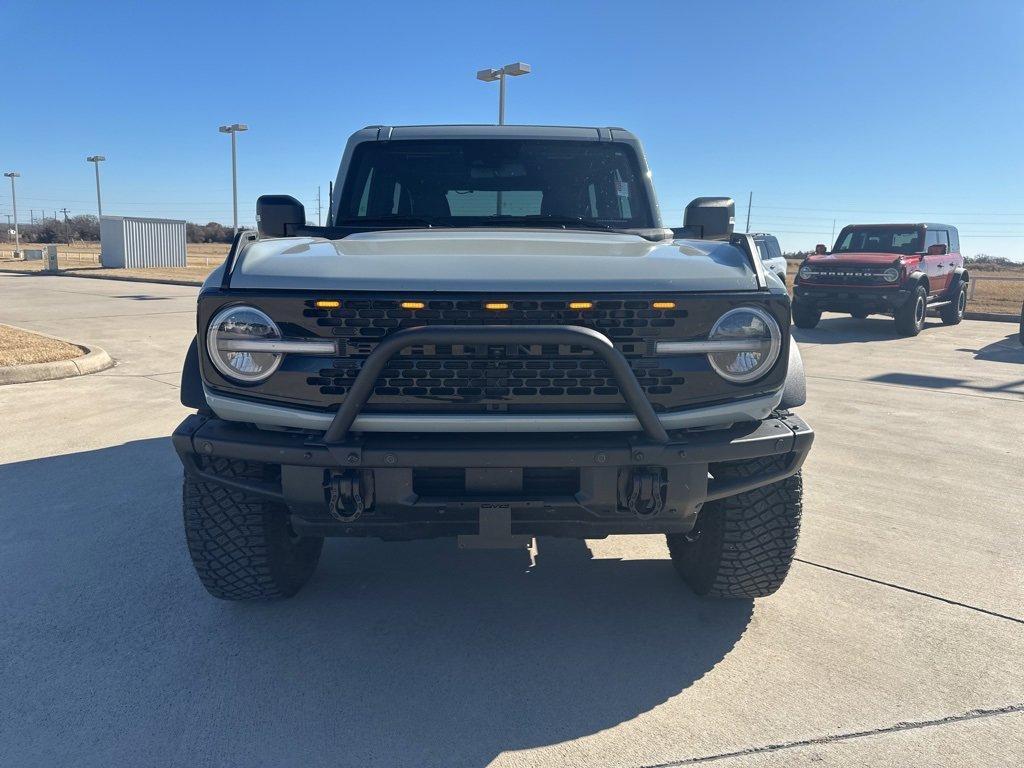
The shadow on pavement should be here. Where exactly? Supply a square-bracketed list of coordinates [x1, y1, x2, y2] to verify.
[1, 438, 753, 768]
[792, 315, 946, 345]
[957, 332, 1024, 364]
[869, 371, 1024, 395]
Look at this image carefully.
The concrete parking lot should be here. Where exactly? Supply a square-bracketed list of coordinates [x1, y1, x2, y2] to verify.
[1, 272, 1021, 767]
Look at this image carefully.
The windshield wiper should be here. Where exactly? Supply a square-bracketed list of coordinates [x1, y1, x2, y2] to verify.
[334, 216, 444, 228]
[480, 214, 618, 232]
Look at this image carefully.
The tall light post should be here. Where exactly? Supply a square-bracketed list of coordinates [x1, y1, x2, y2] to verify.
[476, 62, 531, 125]
[4, 171, 20, 254]
[86, 155, 106, 219]
[218, 123, 248, 232]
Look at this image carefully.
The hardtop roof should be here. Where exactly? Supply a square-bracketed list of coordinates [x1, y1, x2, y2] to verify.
[842, 222, 958, 232]
[357, 124, 639, 142]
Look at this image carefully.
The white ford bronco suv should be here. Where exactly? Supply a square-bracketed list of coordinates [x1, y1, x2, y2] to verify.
[173, 125, 813, 601]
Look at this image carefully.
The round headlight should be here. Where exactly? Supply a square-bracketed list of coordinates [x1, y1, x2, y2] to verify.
[882, 267, 900, 283]
[798, 265, 813, 280]
[206, 305, 283, 383]
[707, 307, 782, 383]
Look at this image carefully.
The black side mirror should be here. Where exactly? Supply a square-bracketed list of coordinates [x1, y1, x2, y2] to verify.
[673, 197, 735, 241]
[257, 195, 306, 237]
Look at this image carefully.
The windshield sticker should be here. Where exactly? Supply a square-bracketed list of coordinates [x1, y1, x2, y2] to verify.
[615, 181, 630, 197]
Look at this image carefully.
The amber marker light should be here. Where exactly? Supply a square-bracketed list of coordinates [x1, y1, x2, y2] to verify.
[314, 300, 341, 309]
[485, 302, 510, 310]
[652, 301, 677, 310]
[568, 301, 593, 310]
[401, 301, 426, 310]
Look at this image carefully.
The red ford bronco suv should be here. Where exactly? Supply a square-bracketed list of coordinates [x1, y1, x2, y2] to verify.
[792, 223, 968, 336]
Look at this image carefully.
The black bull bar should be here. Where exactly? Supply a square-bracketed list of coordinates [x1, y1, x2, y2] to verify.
[321, 324, 671, 444]
[174, 324, 814, 533]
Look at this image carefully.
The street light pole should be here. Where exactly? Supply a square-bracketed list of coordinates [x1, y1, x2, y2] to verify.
[218, 123, 249, 232]
[4, 171, 21, 254]
[476, 62, 531, 125]
[86, 155, 106, 219]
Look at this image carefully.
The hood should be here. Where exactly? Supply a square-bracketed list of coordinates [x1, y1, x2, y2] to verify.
[226, 229, 760, 293]
[807, 251, 907, 266]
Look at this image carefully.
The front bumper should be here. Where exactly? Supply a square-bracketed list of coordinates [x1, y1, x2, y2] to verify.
[173, 412, 813, 540]
[794, 285, 912, 313]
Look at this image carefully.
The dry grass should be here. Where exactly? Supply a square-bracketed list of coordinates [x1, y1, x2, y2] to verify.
[785, 261, 1024, 316]
[0, 325, 83, 367]
[0, 242, 224, 284]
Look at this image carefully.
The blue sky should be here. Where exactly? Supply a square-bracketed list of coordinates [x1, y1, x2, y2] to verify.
[2, 0, 1021, 259]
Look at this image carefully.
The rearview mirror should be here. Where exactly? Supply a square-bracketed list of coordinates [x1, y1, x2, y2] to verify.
[815, 243, 827, 255]
[927, 243, 948, 256]
[673, 197, 735, 241]
[257, 195, 306, 237]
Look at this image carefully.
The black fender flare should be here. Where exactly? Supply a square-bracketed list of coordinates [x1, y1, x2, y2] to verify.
[905, 270, 929, 296]
[780, 340, 807, 409]
[946, 267, 969, 296]
[180, 337, 209, 411]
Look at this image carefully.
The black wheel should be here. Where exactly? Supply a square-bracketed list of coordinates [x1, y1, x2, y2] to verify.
[792, 302, 821, 329]
[894, 285, 927, 336]
[183, 458, 323, 600]
[850, 310, 870, 319]
[940, 282, 967, 325]
[666, 455, 802, 599]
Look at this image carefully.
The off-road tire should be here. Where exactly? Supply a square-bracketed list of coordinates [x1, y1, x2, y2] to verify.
[792, 302, 821, 329]
[940, 282, 967, 325]
[183, 458, 323, 600]
[850, 310, 870, 319]
[894, 285, 927, 336]
[666, 455, 802, 598]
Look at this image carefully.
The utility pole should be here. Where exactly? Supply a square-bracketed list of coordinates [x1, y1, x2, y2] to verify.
[30, 209, 35, 225]
[4, 171, 21, 254]
[745, 191, 752, 232]
[831, 219, 836, 244]
[60, 208, 71, 245]
[316, 186, 322, 226]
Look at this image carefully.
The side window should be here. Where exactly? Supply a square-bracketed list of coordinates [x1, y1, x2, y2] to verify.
[754, 240, 768, 260]
[925, 230, 949, 249]
[444, 190, 543, 216]
[612, 169, 632, 219]
[768, 237, 782, 260]
[356, 168, 374, 216]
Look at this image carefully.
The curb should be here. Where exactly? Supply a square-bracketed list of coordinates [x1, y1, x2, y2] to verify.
[964, 311, 1020, 323]
[0, 267, 203, 287]
[0, 326, 116, 385]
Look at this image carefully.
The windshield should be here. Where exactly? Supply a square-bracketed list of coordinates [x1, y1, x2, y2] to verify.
[834, 226, 923, 254]
[336, 139, 654, 230]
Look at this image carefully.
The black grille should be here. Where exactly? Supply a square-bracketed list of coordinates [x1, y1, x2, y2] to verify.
[805, 267, 891, 285]
[302, 298, 687, 409]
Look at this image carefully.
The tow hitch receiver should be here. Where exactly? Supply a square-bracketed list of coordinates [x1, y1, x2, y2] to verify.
[326, 470, 374, 522]
[621, 467, 668, 518]
[458, 504, 533, 550]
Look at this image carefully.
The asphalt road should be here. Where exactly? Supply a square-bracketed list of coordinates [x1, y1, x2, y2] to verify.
[1, 272, 1022, 768]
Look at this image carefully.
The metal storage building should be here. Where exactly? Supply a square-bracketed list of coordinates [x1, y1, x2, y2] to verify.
[100, 216, 187, 269]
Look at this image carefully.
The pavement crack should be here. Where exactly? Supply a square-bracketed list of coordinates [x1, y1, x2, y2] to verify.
[794, 558, 1024, 624]
[640, 704, 1024, 766]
